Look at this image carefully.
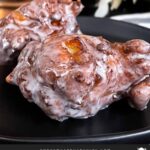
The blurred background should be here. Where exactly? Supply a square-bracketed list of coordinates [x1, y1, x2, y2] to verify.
[0, 0, 150, 28]
[0, 0, 30, 18]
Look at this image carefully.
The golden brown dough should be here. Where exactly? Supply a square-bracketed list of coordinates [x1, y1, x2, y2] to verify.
[0, 0, 83, 65]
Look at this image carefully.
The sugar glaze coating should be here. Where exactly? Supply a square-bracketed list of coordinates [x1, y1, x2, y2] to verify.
[0, 0, 83, 65]
[7, 35, 150, 121]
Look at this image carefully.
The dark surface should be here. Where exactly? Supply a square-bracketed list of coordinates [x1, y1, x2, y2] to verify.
[80, 0, 150, 17]
[0, 17, 150, 144]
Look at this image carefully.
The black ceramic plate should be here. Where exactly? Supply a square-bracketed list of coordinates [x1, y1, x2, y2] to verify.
[0, 17, 150, 144]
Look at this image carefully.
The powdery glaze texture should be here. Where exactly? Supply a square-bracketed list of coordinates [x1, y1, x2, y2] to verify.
[0, 0, 83, 65]
[6, 35, 150, 121]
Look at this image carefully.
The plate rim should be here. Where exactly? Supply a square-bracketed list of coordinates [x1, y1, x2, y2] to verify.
[0, 126, 150, 143]
[78, 16, 150, 33]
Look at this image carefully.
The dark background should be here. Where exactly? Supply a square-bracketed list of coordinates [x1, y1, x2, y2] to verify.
[1, 0, 150, 18]
[80, 0, 150, 17]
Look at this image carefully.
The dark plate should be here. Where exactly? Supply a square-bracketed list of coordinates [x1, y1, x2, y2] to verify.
[0, 17, 150, 144]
